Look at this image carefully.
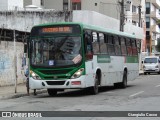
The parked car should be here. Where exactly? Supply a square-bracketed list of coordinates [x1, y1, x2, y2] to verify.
[143, 56, 160, 75]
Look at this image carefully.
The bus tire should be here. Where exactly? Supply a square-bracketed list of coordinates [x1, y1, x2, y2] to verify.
[120, 71, 127, 88]
[89, 75, 99, 95]
[47, 89, 57, 96]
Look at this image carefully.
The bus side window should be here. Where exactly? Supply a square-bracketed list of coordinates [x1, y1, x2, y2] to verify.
[107, 35, 115, 55]
[120, 37, 127, 56]
[92, 32, 100, 54]
[114, 35, 121, 55]
[99, 33, 107, 54]
[84, 30, 93, 60]
[136, 39, 141, 54]
[126, 38, 132, 56]
[131, 39, 138, 56]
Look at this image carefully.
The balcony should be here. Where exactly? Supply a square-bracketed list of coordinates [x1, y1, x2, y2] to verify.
[151, 0, 160, 9]
[151, 10, 160, 20]
[132, 13, 139, 22]
[152, 25, 160, 33]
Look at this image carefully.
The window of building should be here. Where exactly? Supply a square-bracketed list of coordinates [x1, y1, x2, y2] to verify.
[132, 20, 137, 26]
[146, 31, 150, 36]
[132, 5, 137, 13]
[146, 17, 150, 28]
[146, 2, 150, 14]
[41, 0, 44, 6]
[72, 0, 81, 10]
[63, 0, 68, 11]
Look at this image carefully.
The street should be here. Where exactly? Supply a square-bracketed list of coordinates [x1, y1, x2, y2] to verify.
[0, 74, 160, 120]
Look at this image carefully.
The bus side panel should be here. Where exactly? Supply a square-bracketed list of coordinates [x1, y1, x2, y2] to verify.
[85, 60, 96, 87]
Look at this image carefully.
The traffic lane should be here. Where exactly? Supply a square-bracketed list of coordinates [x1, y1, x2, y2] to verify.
[108, 74, 160, 98]
[0, 74, 160, 119]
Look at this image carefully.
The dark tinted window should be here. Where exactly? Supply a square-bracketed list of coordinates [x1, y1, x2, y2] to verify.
[92, 32, 100, 54]
[99, 33, 107, 54]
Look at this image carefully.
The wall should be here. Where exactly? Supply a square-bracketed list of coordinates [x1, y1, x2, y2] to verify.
[0, 0, 8, 10]
[24, 0, 32, 8]
[44, 0, 63, 10]
[0, 41, 25, 86]
[73, 10, 120, 31]
[8, 0, 23, 10]
[0, 10, 66, 32]
[32, 0, 41, 7]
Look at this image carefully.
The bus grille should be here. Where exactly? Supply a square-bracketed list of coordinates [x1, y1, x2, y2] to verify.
[44, 76, 67, 79]
[46, 81, 65, 85]
[39, 69, 72, 75]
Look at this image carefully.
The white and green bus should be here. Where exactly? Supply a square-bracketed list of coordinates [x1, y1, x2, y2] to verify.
[28, 22, 141, 96]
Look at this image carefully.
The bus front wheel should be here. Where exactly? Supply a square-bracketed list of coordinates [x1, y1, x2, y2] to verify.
[47, 89, 57, 96]
[89, 75, 99, 95]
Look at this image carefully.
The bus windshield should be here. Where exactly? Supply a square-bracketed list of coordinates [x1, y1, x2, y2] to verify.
[30, 36, 82, 67]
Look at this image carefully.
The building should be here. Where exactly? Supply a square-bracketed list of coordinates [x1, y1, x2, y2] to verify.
[24, 0, 44, 9]
[145, 0, 160, 55]
[0, 0, 23, 10]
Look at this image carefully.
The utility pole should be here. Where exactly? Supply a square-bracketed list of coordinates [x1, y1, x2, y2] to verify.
[119, 0, 125, 32]
[14, 7, 17, 93]
[138, 5, 142, 27]
[13, 30, 17, 93]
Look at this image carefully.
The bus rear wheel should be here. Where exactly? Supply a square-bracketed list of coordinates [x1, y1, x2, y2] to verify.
[120, 71, 127, 88]
[47, 89, 57, 96]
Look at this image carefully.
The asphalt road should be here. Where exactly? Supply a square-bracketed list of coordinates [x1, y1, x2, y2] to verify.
[0, 74, 160, 120]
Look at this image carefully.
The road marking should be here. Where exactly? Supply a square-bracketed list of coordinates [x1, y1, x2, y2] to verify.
[129, 91, 144, 97]
[155, 85, 160, 87]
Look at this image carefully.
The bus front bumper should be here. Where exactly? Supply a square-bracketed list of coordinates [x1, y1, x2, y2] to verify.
[29, 76, 87, 90]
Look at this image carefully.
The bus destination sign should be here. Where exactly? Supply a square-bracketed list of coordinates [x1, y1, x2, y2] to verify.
[42, 27, 72, 33]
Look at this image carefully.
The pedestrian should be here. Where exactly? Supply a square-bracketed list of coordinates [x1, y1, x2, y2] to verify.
[25, 67, 37, 96]
[25, 67, 29, 95]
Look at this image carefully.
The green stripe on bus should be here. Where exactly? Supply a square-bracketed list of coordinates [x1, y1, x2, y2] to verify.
[97, 55, 111, 63]
[126, 56, 138, 63]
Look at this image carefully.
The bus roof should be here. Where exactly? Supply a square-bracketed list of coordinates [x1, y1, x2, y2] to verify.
[33, 22, 139, 39]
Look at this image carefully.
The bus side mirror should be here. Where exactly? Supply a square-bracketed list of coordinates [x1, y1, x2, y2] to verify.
[86, 53, 93, 60]
[141, 61, 143, 64]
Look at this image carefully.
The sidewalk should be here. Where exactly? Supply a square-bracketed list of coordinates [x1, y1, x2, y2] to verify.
[139, 70, 144, 75]
[0, 83, 46, 100]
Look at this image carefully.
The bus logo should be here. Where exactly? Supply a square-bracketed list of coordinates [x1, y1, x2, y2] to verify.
[53, 76, 57, 79]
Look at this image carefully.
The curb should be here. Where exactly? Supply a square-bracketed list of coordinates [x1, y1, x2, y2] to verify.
[139, 73, 144, 75]
[0, 90, 47, 100]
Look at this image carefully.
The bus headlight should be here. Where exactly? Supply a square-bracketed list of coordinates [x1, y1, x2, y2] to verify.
[71, 68, 84, 79]
[30, 70, 41, 80]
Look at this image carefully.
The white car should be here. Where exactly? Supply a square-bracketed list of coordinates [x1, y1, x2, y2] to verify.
[143, 56, 160, 75]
